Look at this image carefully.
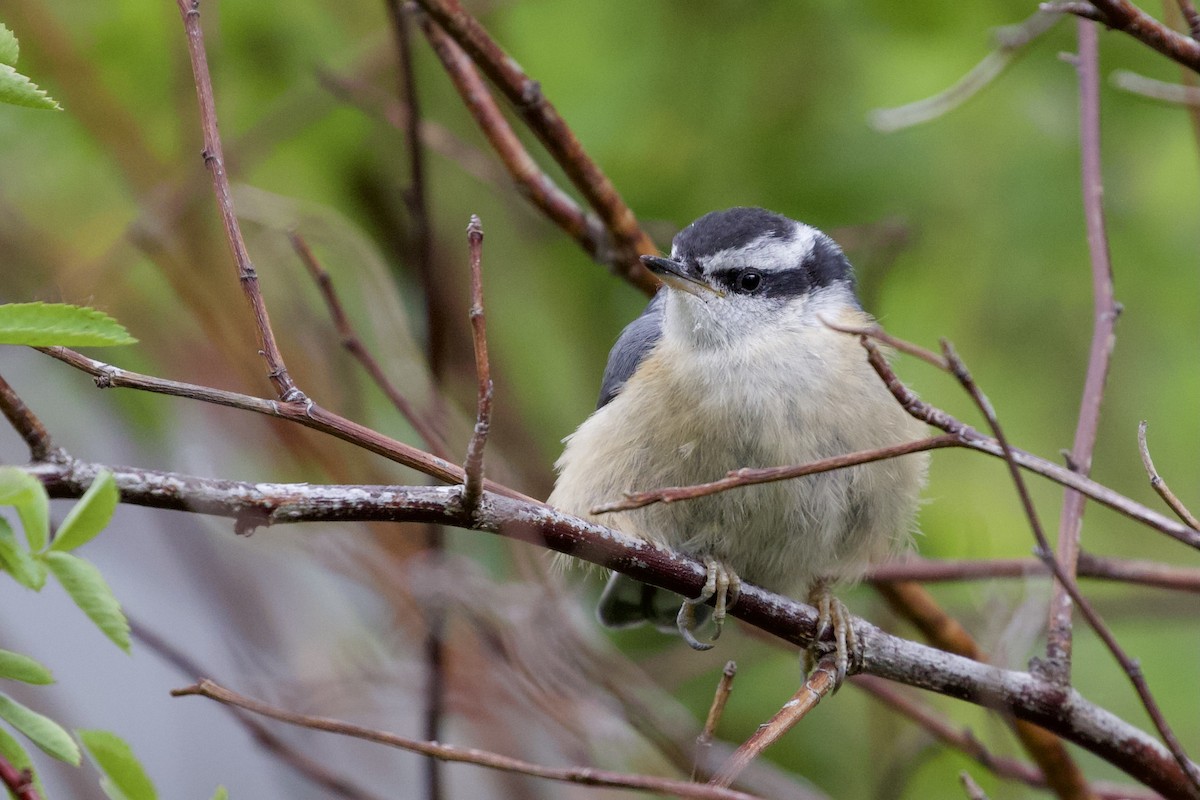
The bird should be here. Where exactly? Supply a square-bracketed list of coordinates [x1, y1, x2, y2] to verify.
[548, 207, 928, 682]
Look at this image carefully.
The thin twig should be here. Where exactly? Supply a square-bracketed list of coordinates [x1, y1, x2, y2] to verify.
[36, 346, 532, 505]
[1138, 421, 1200, 528]
[461, 215, 491, 516]
[1111, 69, 1200, 104]
[411, 0, 660, 292]
[939, 340, 1200, 792]
[870, 9, 1064, 132]
[130, 619, 384, 800]
[416, 16, 618, 277]
[960, 772, 991, 800]
[1180, 0, 1200, 38]
[850, 337, 1200, 549]
[1042, 2, 1107, 22]
[0, 753, 38, 800]
[289, 232, 453, 460]
[868, 553, 1200, 593]
[173, 679, 762, 800]
[592, 435, 960, 514]
[173, 0, 302, 402]
[0, 373, 59, 462]
[708, 658, 838, 789]
[1045, 17, 1122, 686]
[25, 459, 1200, 797]
[693, 661, 737, 781]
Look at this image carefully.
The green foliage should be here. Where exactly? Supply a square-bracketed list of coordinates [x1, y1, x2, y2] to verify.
[43, 552, 131, 654]
[0, 22, 60, 110]
[50, 471, 119, 554]
[210, 787, 229, 800]
[0, 724, 46, 797]
[0, 692, 79, 765]
[79, 729, 158, 800]
[0, 649, 54, 686]
[0, 302, 136, 347]
[0, 517, 46, 590]
[0, 469, 49, 553]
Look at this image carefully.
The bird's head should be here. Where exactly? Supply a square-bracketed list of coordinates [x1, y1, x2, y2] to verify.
[641, 207, 859, 349]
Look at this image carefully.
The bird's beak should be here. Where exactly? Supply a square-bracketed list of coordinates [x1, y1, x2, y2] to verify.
[640, 255, 724, 298]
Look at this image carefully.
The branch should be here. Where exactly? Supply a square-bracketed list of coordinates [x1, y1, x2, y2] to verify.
[1045, 1, 1200, 73]
[173, 0, 302, 402]
[411, 0, 660, 292]
[1138, 421, 1200, 529]
[709, 658, 838, 789]
[0, 372, 59, 462]
[26, 457, 1200, 798]
[0, 752, 38, 800]
[1045, 16, 1122, 686]
[416, 16, 622, 281]
[173, 680, 762, 800]
[460, 215, 491, 515]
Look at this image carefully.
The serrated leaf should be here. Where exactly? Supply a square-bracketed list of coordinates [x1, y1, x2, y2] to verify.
[0, 517, 46, 589]
[0, 302, 134, 346]
[210, 786, 228, 800]
[0, 649, 53, 685]
[0, 691, 79, 764]
[43, 552, 130, 653]
[51, 471, 118, 553]
[79, 730, 157, 800]
[0, 23, 18, 67]
[0, 64, 59, 111]
[0, 468, 49, 552]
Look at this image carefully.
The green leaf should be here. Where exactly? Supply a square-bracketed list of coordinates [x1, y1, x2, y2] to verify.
[0, 722, 46, 798]
[43, 552, 130, 653]
[0, 467, 49, 552]
[0, 302, 134, 347]
[0, 517, 46, 589]
[210, 786, 228, 800]
[0, 23, 18, 67]
[79, 730, 157, 800]
[51, 471, 118, 553]
[0, 691, 79, 764]
[0, 649, 53, 685]
[0, 64, 60, 111]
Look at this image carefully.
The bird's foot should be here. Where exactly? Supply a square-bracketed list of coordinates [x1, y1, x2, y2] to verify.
[677, 556, 741, 651]
[803, 581, 859, 690]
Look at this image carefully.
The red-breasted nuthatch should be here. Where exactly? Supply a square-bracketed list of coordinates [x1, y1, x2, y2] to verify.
[549, 207, 927, 681]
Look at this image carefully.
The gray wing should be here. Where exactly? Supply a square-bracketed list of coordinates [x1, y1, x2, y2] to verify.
[597, 290, 666, 409]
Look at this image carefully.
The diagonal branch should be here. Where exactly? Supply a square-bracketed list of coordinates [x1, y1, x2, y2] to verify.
[0, 372, 59, 463]
[1047, 0, 1200, 72]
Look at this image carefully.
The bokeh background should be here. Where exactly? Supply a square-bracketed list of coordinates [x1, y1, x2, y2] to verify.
[1, 1, 1198, 798]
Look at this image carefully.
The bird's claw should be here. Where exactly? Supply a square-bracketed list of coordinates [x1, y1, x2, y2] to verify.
[677, 557, 741, 651]
[804, 582, 860, 691]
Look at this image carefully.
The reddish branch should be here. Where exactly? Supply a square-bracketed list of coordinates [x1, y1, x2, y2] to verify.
[1046, 1, 1200, 73]
[0, 373, 58, 462]
[461, 216, 492, 515]
[173, 680, 761, 800]
[411, 0, 660, 292]
[417, 17, 616, 277]
[0, 753, 38, 800]
[173, 0, 301, 402]
[1045, 17, 1122, 687]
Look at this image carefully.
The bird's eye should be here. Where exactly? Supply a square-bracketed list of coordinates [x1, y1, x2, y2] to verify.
[736, 270, 762, 293]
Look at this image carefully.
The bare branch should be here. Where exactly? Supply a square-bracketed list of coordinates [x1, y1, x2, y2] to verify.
[1112, 69, 1200, 104]
[410, 0, 660, 292]
[461, 215, 491, 515]
[0, 373, 59, 462]
[960, 772, 991, 800]
[25, 458, 1200, 797]
[289, 232, 453, 460]
[1138, 421, 1200, 529]
[1046, 16, 1122, 686]
[592, 435, 960, 514]
[173, 0, 302, 402]
[0, 753, 38, 800]
[173, 679, 763, 800]
[1179, 0, 1200, 38]
[694, 661, 737, 781]
[1066, 1, 1200, 73]
[709, 658, 838, 789]
[416, 16, 623, 282]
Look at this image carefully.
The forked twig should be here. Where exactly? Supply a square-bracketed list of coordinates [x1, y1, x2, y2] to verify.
[173, 680, 762, 800]
[1047, 0, 1200, 73]
[708, 658, 838, 789]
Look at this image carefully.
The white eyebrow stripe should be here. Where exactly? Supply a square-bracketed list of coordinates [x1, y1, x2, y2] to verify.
[701, 225, 820, 273]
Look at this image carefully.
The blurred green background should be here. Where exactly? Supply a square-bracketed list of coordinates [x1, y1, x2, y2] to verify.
[1, 1, 1198, 798]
